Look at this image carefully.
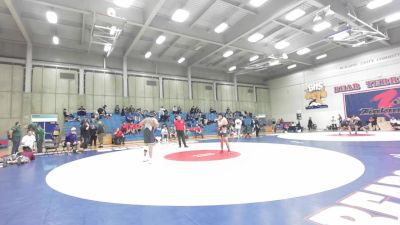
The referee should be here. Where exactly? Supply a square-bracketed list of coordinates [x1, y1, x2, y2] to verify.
[174, 115, 188, 148]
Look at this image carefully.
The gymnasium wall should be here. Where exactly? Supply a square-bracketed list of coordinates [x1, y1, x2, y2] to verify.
[0, 62, 270, 134]
[268, 44, 400, 129]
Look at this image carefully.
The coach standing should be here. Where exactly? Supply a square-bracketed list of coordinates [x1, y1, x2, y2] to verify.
[174, 115, 188, 148]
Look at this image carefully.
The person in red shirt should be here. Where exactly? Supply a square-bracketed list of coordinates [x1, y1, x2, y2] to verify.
[191, 124, 204, 139]
[174, 115, 188, 148]
[121, 122, 128, 134]
[113, 128, 125, 145]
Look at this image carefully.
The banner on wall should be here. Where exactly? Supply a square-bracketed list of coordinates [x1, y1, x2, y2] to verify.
[304, 82, 328, 110]
[344, 87, 400, 122]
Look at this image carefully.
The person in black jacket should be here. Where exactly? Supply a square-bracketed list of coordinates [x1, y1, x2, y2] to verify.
[97, 121, 105, 148]
[89, 123, 97, 147]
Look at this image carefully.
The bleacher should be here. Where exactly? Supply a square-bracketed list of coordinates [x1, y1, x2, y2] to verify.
[63, 111, 247, 142]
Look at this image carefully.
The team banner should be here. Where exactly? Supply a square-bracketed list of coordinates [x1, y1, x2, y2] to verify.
[344, 87, 400, 121]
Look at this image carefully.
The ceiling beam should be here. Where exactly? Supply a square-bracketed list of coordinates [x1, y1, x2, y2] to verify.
[189, 0, 217, 28]
[272, 20, 312, 35]
[88, 12, 96, 52]
[158, 36, 180, 58]
[188, 0, 306, 66]
[123, 0, 167, 58]
[81, 14, 85, 44]
[4, 0, 31, 44]
[23, 0, 91, 15]
[217, 0, 257, 15]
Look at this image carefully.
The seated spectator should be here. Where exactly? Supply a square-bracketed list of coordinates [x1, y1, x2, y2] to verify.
[177, 106, 182, 114]
[172, 105, 178, 114]
[21, 131, 36, 152]
[390, 117, 398, 126]
[169, 127, 176, 139]
[115, 105, 120, 114]
[126, 113, 134, 123]
[97, 106, 105, 119]
[210, 107, 217, 114]
[63, 108, 75, 121]
[190, 124, 204, 139]
[121, 107, 126, 116]
[121, 122, 128, 134]
[226, 107, 231, 114]
[113, 128, 125, 145]
[77, 106, 86, 116]
[64, 127, 81, 153]
[160, 124, 169, 143]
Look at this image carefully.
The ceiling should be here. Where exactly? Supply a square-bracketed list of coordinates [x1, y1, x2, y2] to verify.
[0, 0, 400, 81]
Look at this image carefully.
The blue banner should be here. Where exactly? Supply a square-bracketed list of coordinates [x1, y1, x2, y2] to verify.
[344, 87, 400, 122]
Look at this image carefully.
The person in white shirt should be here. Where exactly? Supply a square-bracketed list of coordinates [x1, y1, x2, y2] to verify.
[21, 131, 36, 152]
[234, 118, 242, 139]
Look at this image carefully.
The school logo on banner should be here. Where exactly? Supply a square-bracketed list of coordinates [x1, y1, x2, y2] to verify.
[305, 82, 328, 110]
[344, 87, 400, 122]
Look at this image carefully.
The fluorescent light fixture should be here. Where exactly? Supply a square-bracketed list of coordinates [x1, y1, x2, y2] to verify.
[287, 64, 297, 69]
[385, 12, 400, 23]
[274, 40, 290, 49]
[325, 8, 335, 16]
[178, 57, 186, 64]
[285, 8, 305, 21]
[281, 53, 288, 59]
[156, 35, 166, 45]
[104, 44, 112, 52]
[194, 45, 203, 51]
[52, 36, 59, 45]
[223, 50, 234, 58]
[332, 30, 350, 41]
[46, 11, 58, 24]
[247, 33, 264, 43]
[214, 22, 229, 33]
[110, 26, 117, 35]
[145, 51, 152, 59]
[107, 8, 116, 17]
[249, 0, 268, 8]
[249, 55, 259, 62]
[228, 66, 236, 71]
[269, 60, 280, 66]
[367, 0, 392, 9]
[316, 54, 327, 60]
[313, 21, 331, 32]
[113, 0, 134, 8]
[352, 41, 366, 47]
[297, 48, 311, 55]
[171, 9, 190, 23]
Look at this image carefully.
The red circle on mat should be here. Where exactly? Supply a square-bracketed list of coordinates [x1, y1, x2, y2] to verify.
[164, 150, 240, 162]
[329, 134, 374, 137]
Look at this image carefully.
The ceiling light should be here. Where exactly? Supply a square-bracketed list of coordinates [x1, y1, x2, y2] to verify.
[229, 66, 236, 72]
[52, 36, 59, 45]
[249, 0, 268, 8]
[113, 0, 134, 8]
[107, 7, 116, 17]
[316, 54, 327, 60]
[331, 30, 350, 41]
[269, 60, 280, 66]
[110, 26, 117, 36]
[313, 15, 322, 22]
[247, 33, 264, 43]
[104, 44, 112, 52]
[194, 45, 203, 51]
[145, 51, 152, 59]
[367, 0, 392, 9]
[313, 21, 331, 32]
[156, 35, 166, 45]
[297, 48, 311, 55]
[223, 50, 234, 58]
[352, 41, 366, 47]
[46, 11, 58, 24]
[214, 22, 229, 33]
[287, 64, 297, 69]
[274, 40, 290, 49]
[178, 57, 186, 64]
[285, 8, 305, 21]
[385, 12, 400, 23]
[249, 55, 259, 62]
[171, 9, 190, 23]
[281, 53, 288, 59]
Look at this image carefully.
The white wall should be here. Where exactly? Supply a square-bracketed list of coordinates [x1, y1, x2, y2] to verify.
[268, 45, 400, 129]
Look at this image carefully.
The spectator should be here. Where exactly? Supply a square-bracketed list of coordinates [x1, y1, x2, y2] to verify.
[254, 118, 261, 137]
[36, 125, 45, 153]
[114, 105, 120, 114]
[21, 131, 36, 152]
[160, 124, 169, 143]
[113, 128, 125, 145]
[234, 117, 242, 139]
[308, 117, 313, 131]
[65, 127, 81, 153]
[63, 108, 75, 121]
[89, 123, 97, 147]
[210, 107, 216, 114]
[77, 106, 86, 116]
[10, 122, 22, 155]
[192, 124, 204, 139]
[97, 106, 105, 119]
[97, 121, 105, 148]
[121, 122, 128, 134]
[172, 105, 178, 114]
[53, 122, 61, 145]
[80, 121, 90, 149]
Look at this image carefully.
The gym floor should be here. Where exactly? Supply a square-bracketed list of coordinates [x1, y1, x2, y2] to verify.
[1, 132, 399, 225]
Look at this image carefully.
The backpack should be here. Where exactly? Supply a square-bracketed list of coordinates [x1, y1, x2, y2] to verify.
[7, 129, 13, 140]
